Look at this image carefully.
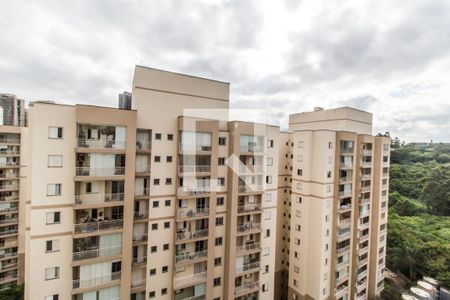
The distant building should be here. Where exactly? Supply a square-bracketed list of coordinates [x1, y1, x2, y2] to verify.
[0, 94, 26, 127]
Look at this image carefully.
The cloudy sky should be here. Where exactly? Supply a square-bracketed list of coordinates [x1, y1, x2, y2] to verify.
[1, 0, 449, 142]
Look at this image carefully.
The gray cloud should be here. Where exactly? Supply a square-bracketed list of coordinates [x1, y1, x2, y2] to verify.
[0, 0, 449, 142]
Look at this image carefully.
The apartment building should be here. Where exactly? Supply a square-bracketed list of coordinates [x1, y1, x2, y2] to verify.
[23, 66, 279, 300]
[275, 107, 390, 300]
[0, 94, 26, 290]
[0, 94, 26, 127]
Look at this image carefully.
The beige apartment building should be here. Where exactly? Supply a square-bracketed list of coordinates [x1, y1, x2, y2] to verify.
[0, 66, 389, 300]
[275, 107, 390, 300]
[0, 93, 27, 290]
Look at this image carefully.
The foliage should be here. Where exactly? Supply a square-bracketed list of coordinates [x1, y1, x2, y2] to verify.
[421, 164, 450, 216]
[0, 285, 24, 300]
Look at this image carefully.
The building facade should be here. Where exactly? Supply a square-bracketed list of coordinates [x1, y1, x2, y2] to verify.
[6, 66, 389, 300]
[276, 107, 390, 300]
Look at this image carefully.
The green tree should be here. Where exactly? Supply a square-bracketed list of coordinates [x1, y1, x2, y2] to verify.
[421, 164, 450, 216]
[0, 285, 24, 300]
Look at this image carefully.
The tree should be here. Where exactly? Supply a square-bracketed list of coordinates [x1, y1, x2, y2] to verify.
[421, 164, 450, 216]
[0, 285, 24, 300]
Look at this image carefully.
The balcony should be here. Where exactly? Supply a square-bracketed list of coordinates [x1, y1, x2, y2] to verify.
[238, 185, 264, 194]
[236, 243, 261, 254]
[336, 245, 351, 255]
[0, 138, 20, 145]
[358, 257, 369, 266]
[76, 138, 125, 150]
[0, 229, 18, 237]
[73, 271, 121, 290]
[73, 246, 122, 262]
[360, 186, 371, 193]
[235, 281, 259, 296]
[0, 218, 18, 225]
[337, 229, 351, 242]
[177, 208, 209, 220]
[75, 167, 125, 177]
[237, 223, 261, 234]
[361, 174, 371, 180]
[240, 145, 264, 153]
[237, 204, 262, 214]
[339, 176, 353, 184]
[179, 144, 212, 153]
[135, 164, 151, 174]
[0, 172, 19, 179]
[0, 260, 17, 270]
[175, 250, 208, 264]
[0, 271, 17, 284]
[74, 193, 124, 206]
[74, 219, 123, 235]
[340, 147, 354, 154]
[338, 218, 351, 228]
[179, 165, 211, 174]
[361, 149, 372, 156]
[132, 233, 148, 243]
[0, 184, 19, 191]
[134, 211, 149, 220]
[338, 203, 351, 212]
[135, 188, 150, 198]
[339, 190, 352, 198]
[0, 195, 18, 203]
[178, 294, 206, 300]
[359, 221, 370, 230]
[0, 251, 17, 260]
[239, 165, 264, 174]
[0, 162, 20, 168]
[340, 162, 353, 169]
[360, 161, 372, 168]
[132, 256, 147, 267]
[0, 206, 18, 213]
[357, 270, 368, 280]
[136, 140, 151, 151]
[176, 229, 209, 242]
[236, 261, 260, 274]
[174, 272, 207, 289]
[178, 186, 210, 197]
[131, 278, 146, 289]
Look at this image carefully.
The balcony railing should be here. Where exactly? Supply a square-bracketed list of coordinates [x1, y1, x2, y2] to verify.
[360, 186, 371, 193]
[136, 164, 151, 173]
[0, 251, 18, 259]
[339, 190, 352, 197]
[179, 165, 211, 173]
[136, 140, 151, 150]
[0, 162, 20, 167]
[74, 193, 124, 206]
[177, 208, 209, 219]
[134, 211, 149, 219]
[360, 161, 372, 168]
[179, 294, 206, 300]
[237, 204, 262, 214]
[359, 222, 370, 230]
[0, 196, 19, 202]
[238, 185, 264, 193]
[174, 271, 207, 288]
[132, 256, 147, 266]
[177, 186, 210, 197]
[74, 219, 123, 234]
[0, 184, 19, 190]
[73, 271, 121, 290]
[336, 245, 351, 255]
[361, 150, 372, 156]
[132, 233, 148, 243]
[179, 145, 212, 152]
[240, 145, 265, 153]
[131, 278, 146, 288]
[357, 270, 368, 280]
[175, 250, 208, 263]
[338, 204, 351, 212]
[0, 229, 18, 237]
[0, 218, 18, 225]
[76, 138, 125, 150]
[237, 223, 261, 233]
[236, 261, 260, 274]
[0, 150, 20, 155]
[361, 174, 371, 180]
[135, 188, 150, 197]
[235, 281, 259, 295]
[75, 167, 125, 177]
[340, 148, 354, 154]
[0, 139, 20, 144]
[239, 165, 264, 173]
[340, 162, 353, 169]
[339, 176, 353, 183]
[236, 243, 261, 254]
[0, 206, 18, 213]
[176, 229, 209, 242]
[0, 261, 17, 270]
[72, 246, 122, 261]
[0, 173, 19, 179]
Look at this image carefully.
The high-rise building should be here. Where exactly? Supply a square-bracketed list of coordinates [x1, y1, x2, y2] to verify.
[0, 96, 26, 290]
[10, 66, 389, 300]
[275, 107, 390, 300]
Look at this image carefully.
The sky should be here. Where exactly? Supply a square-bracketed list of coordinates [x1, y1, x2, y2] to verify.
[1, 0, 450, 142]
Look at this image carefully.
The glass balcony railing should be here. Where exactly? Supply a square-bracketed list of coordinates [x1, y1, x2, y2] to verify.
[72, 246, 122, 261]
[73, 271, 121, 290]
[75, 167, 125, 177]
[76, 138, 125, 150]
[74, 219, 123, 235]
[74, 193, 124, 206]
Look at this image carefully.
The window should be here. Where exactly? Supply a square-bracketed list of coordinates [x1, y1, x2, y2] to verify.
[327, 171, 331, 178]
[165, 178, 172, 185]
[297, 169, 303, 176]
[155, 133, 161, 140]
[154, 156, 161, 162]
[150, 246, 157, 253]
[48, 155, 63, 167]
[47, 184, 61, 196]
[295, 224, 301, 231]
[217, 178, 225, 186]
[328, 142, 333, 149]
[216, 197, 224, 206]
[162, 266, 168, 273]
[214, 278, 221, 286]
[297, 155, 303, 162]
[46, 212, 61, 224]
[214, 257, 222, 266]
[151, 223, 158, 230]
[296, 197, 302, 204]
[153, 178, 160, 185]
[298, 141, 304, 148]
[216, 217, 224, 226]
[162, 288, 168, 295]
[266, 157, 273, 166]
[45, 295, 59, 300]
[163, 243, 169, 251]
[266, 229, 270, 237]
[267, 139, 274, 148]
[218, 157, 225, 165]
[152, 201, 159, 208]
[265, 193, 272, 202]
[263, 247, 270, 256]
[165, 200, 171, 207]
[293, 279, 298, 287]
[149, 291, 156, 298]
[295, 238, 300, 245]
[266, 176, 272, 184]
[328, 156, 332, 164]
[48, 127, 63, 139]
[262, 283, 268, 292]
[46, 240, 60, 252]
[166, 156, 172, 162]
[164, 221, 170, 229]
[264, 211, 271, 220]
[215, 237, 223, 246]
[219, 137, 226, 145]
[325, 215, 330, 222]
[149, 268, 156, 276]
[167, 134, 173, 141]
[45, 267, 60, 280]
[264, 265, 269, 273]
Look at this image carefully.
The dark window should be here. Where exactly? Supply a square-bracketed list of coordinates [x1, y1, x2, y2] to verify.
[215, 237, 223, 246]
[155, 133, 161, 140]
[154, 156, 161, 162]
[219, 137, 226, 145]
[216, 217, 224, 226]
[167, 134, 173, 141]
[166, 156, 172, 162]
[218, 157, 225, 165]
[165, 200, 171, 207]
[216, 197, 224, 206]
[214, 278, 221, 286]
